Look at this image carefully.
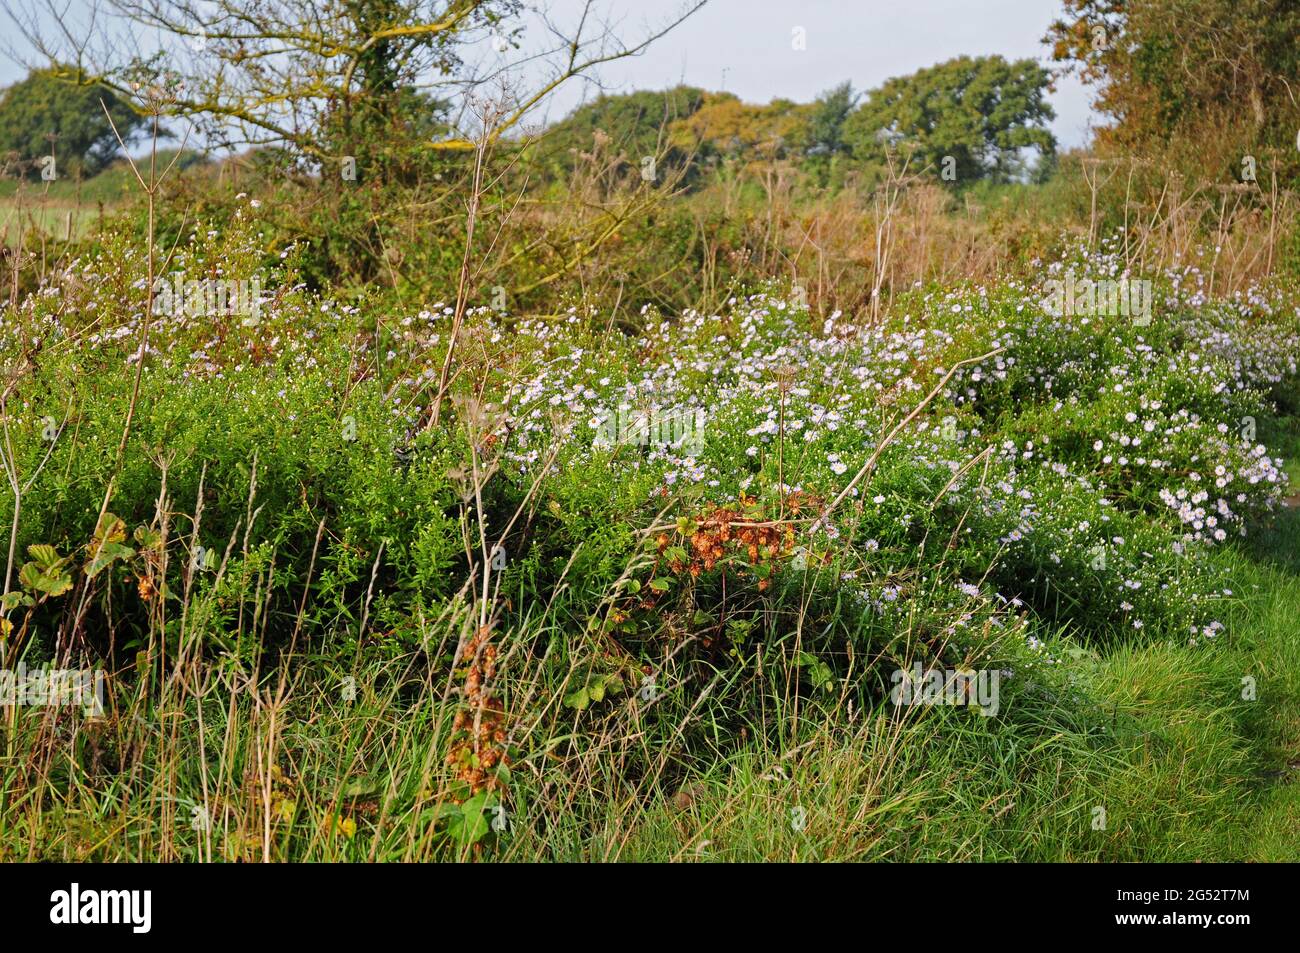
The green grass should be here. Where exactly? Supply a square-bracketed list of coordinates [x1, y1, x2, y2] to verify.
[0, 201, 104, 245]
[568, 510, 1300, 862]
[0, 154, 198, 244]
[4, 500, 1294, 862]
[0, 153, 195, 202]
[2, 215, 1298, 860]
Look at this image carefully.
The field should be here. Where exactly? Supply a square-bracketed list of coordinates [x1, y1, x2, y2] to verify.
[0, 164, 140, 247]
[2, 218, 1298, 859]
[2, 0, 1299, 869]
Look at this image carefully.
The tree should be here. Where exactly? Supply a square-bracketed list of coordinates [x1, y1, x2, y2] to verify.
[6, 0, 707, 307]
[545, 86, 708, 177]
[843, 55, 1056, 185]
[8, 0, 707, 168]
[666, 93, 810, 159]
[0, 67, 152, 179]
[804, 82, 856, 157]
[800, 81, 857, 186]
[1047, 0, 1300, 167]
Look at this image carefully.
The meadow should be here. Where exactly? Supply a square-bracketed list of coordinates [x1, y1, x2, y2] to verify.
[2, 0, 1299, 865]
[2, 202, 1297, 859]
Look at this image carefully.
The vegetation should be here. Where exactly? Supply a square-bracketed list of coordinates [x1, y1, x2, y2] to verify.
[1, 0, 1297, 863]
[842, 56, 1057, 184]
[0, 67, 152, 181]
[1048, 0, 1300, 177]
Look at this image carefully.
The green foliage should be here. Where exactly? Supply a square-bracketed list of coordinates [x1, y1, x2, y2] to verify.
[0, 67, 153, 180]
[843, 55, 1056, 184]
[541, 85, 708, 177]
[1048, 0, 1300, 174]
[804, 81, 857, 158]
[3, 24, 1300, 861]
[2, 208, 1299, 859]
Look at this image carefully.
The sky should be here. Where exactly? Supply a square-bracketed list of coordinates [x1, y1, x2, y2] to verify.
[530, 0, 1097, 149]
[0, 0, 1099, 150]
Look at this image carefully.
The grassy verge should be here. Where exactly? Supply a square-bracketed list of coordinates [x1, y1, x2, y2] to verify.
[2, 225, 1297, 860]
[3, 433, 1295, 863]
[577, 502, 1300, 862]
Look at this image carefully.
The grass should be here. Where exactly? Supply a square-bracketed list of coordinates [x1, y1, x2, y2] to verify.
[568, 509, 1300, 863]
[3, 430, 1295, 862]
[11, 527, 1295, 863]
[1219, 416, 1300, 860]
[0, 156, 181, 245]
[2, 209, 1298, 861]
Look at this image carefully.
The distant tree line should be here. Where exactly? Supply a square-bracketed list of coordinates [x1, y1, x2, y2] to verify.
[540, 55, 1058, 190]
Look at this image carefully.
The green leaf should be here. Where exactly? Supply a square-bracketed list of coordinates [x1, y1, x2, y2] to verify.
[341, 779, 381, 798]
[794, 652, 835, 690]
[93, 513, 126, 545]
[563, 687, 590, 710]
[43, 575, 72, 597]
[27, 544, 61, 571]
[726, 618, 754, 640]
[19, 562, 72, 597]
[425, 803, 461, 823]
[447, 793, 493, 846]
[648, 577, 670, 592]
[85, 541, 135, 578]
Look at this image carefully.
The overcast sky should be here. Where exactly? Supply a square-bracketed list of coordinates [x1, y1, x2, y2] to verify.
[0, 0, 1099, 149]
